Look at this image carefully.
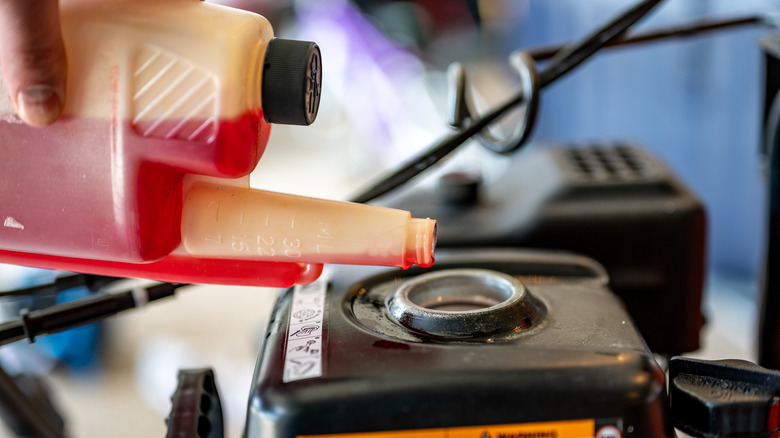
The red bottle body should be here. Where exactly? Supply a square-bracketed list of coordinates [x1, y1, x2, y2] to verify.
[0, 2, 325, 286]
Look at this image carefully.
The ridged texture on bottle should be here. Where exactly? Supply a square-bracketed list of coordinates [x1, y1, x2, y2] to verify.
[132, 46, 218, 142]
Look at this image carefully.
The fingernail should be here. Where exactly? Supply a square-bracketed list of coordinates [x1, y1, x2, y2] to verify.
[17, 86, 64, 127]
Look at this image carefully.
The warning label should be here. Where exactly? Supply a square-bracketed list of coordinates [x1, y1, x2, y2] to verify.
[283, 270, 329, 383]
[297, 419, 600, 438]
[487, 432, 558, 438]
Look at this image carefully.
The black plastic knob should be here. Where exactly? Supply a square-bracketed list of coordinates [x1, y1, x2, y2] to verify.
[669, 357, 780, 438]
[262, 38, 322, 126]
[437, 171, 482, 207]
[165, 369, 224, 438]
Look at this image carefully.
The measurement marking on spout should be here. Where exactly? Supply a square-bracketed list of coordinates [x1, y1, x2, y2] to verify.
[256, 235, 276, 256]
[207, 201, 222, 221]
[317, 222, 335, 239]
[315, 244, 335, 254]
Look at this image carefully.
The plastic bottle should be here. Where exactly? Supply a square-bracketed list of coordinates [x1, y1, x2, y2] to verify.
[0, 0, 436, 287]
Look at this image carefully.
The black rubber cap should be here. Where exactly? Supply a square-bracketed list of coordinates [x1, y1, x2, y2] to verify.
[262, 38, 322, 126]
[670, 357, 780, 438]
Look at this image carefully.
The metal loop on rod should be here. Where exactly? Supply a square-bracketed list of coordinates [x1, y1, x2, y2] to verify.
[351, 0, 668, 204]
[447, 51, 541, 155]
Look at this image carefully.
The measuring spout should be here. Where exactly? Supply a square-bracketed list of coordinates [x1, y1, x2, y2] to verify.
[181, 183, 436, 269]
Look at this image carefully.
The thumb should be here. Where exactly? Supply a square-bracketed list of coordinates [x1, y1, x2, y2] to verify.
[0, 0, 67, 127]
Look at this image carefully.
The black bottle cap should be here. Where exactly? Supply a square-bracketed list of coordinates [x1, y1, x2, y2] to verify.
[261, 38, 322, 126]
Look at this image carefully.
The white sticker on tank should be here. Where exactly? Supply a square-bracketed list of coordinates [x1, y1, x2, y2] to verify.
[283, 269, 329, 383]
[4, 217, 24, 230]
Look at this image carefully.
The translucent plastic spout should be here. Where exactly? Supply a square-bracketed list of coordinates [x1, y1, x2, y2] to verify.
[181, 183, 436, 268]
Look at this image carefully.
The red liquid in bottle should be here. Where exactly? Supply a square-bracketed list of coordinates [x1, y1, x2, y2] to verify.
[0, 112, 269, 262]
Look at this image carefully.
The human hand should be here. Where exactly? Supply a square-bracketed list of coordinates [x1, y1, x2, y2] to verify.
[0, 0, 67, 126]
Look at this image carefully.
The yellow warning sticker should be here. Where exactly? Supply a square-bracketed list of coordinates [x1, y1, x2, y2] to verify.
[297, 419, 596, 438]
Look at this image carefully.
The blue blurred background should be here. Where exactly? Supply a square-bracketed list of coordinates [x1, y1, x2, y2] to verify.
[504, 0, 778, 282]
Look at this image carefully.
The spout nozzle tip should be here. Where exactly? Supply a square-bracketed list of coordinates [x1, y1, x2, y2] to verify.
[406, 218, 437, 268]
